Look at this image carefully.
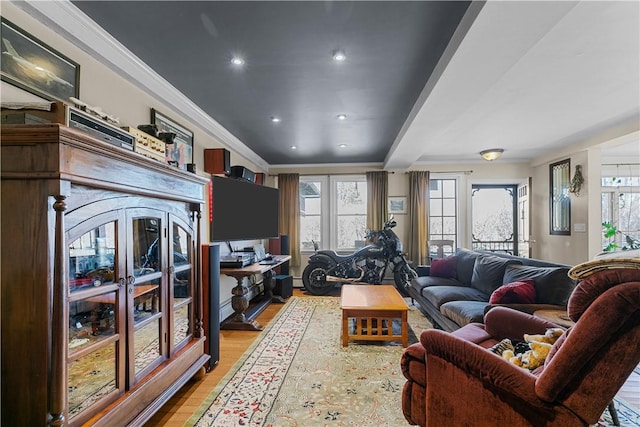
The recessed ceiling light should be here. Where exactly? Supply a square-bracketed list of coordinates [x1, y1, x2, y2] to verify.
[332, 49, 346, 62]
[337, 114, 347, 121]
[290, 145, 297, 150]
[338, 144, 348, 148]
[271, 116, 281, 123]
[230, 57, 244, 66]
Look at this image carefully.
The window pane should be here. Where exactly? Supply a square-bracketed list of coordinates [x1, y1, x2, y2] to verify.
[68, 222, 116, 292]
[429, 178, 457, 251]
[442, 180, 456, 197]
[337, 215, 366, 249]
[133, 218, 161, 276]
[336, 181, 366, 214]
[442, 199, 456, 216]
[443, 217, 456, 234]
[172, 224, 190, 266]
[429, 180, 442, 198]
[430, 218, 443, 234]
[300, 215, 321, 250]
[68, 342, 117, 420]
[300, 180, 322, 250]
[429, 199, 442, 216]
[301, 181, 322, 215]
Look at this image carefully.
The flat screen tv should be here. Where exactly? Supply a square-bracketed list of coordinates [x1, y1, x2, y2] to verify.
[210, 175, 280, 242]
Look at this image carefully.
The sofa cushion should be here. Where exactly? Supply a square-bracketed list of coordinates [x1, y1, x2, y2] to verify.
[503, 264, 575, 306]
[440, 301, 489, 328]
[421, 285, 488, 308]
[410, 275, 464, 295]
[430, 256, 457, 279]
[470, 255, 522, 295]
[454, 248, 481, 284]
[489, 279, 536, 304]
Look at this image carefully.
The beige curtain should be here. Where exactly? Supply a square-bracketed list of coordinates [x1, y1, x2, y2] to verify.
[366, 171, 388, 231]
[406, 171, 430, 266]
[277, 173, 301, 267]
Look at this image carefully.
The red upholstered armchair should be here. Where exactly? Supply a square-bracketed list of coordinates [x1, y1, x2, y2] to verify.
[401, 268, 640, 426]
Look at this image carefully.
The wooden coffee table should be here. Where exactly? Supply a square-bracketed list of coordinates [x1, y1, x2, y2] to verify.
[340, 284, 410, 347]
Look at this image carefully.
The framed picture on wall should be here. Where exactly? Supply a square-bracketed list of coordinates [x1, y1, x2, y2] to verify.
[549, 158, 571, 235]
[388, 196, 407, 214]
[151, 109, 194, 170]
[0, 18, 79, 102]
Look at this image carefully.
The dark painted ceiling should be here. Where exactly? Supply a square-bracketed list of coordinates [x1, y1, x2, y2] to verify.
[71, 1, 471, 165]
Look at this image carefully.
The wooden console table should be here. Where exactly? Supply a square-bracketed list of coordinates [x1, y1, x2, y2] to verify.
[220, 255, 291, 331]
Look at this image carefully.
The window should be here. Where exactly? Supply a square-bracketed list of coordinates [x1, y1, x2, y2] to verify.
[428, 178, 457, 255]
[300, 180, 322, 251]
[601, 175, 640, 251]
[300, 176, 367, 252]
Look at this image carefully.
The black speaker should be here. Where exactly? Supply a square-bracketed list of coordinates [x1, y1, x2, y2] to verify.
[279, 235, 290, 275]
[274, 275, 293, 299]
[230, 165, 255, 183]
[203, 244, 220, 370]
[280, 235, 290, 255]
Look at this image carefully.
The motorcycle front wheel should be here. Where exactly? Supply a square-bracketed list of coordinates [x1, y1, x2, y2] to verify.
[302, 262, 335, 295]
[394, 264, 417, 297]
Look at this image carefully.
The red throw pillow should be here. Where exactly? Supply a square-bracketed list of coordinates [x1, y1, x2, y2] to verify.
[489, 279, 536, 304]
[430, 256, 457, 279]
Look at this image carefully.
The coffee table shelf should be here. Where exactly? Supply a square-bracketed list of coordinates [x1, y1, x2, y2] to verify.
[340, 285, 409, 347]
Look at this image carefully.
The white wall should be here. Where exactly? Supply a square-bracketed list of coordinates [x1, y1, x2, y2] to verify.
[530, 151, 590, 265]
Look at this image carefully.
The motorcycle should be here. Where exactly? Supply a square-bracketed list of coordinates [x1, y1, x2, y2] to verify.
[301, 216, 417, 296]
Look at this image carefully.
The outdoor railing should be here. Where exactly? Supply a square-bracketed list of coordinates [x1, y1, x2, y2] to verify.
[471, 240, 515, 255]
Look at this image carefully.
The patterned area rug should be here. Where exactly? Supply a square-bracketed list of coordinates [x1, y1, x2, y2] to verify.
[189, 296, 431, 426]
[596, 399, 640, 427]
[188, 296, 640, 427]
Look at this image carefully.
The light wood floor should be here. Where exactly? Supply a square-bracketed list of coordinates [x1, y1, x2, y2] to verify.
[145, 288, 639, 426]
[145, 288, 315, 426]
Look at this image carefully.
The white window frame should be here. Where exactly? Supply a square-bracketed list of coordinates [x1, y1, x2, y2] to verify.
[299, 174, 367, 253]
[428, 175, 460, 253]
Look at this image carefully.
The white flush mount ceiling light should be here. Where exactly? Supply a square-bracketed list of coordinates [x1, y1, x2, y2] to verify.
[479, 148, 504, 161]
[332, 49, 346, 62]
[271, 116, 281, 123]
[290, 145, 297, 150]
[338, 144, 348, 148]
[230, 56, 244, 66]
[336, 114, 347, 120]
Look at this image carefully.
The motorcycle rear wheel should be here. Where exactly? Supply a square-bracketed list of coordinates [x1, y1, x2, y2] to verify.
[394, 264, 417, 297]
[302, 262, 335, 295]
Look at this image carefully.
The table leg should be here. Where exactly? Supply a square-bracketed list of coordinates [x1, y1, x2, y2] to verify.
[401, 311, 408, 347]
[264, 270, 285, 303]
[342, 311, 349, 347]
[221, 277, 263, 331]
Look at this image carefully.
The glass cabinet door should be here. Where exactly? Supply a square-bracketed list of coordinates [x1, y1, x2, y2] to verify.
[67, 219, 123, 421]
[129, 214, 165, 381]
[171, 220, 194, 351]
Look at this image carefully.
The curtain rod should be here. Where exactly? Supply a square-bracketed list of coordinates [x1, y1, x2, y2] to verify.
[270, 170, 474, 176]
[602, 163, 640, 166]
[405, 170, 473, 175]
[269, 171, 396, 176]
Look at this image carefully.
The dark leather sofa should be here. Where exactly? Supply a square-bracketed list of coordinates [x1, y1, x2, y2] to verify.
[407, 248, 576, 331]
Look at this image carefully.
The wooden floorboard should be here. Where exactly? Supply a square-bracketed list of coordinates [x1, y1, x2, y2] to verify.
[144, 288, 639, 425]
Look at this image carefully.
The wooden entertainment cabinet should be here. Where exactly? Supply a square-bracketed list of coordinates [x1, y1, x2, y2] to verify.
[1, 125, 210, 426]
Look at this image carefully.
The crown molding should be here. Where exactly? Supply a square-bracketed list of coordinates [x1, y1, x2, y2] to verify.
[11, 0, 269, 171]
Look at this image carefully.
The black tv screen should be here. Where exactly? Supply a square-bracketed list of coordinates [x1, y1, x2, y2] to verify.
[210, 175, 280, 242]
